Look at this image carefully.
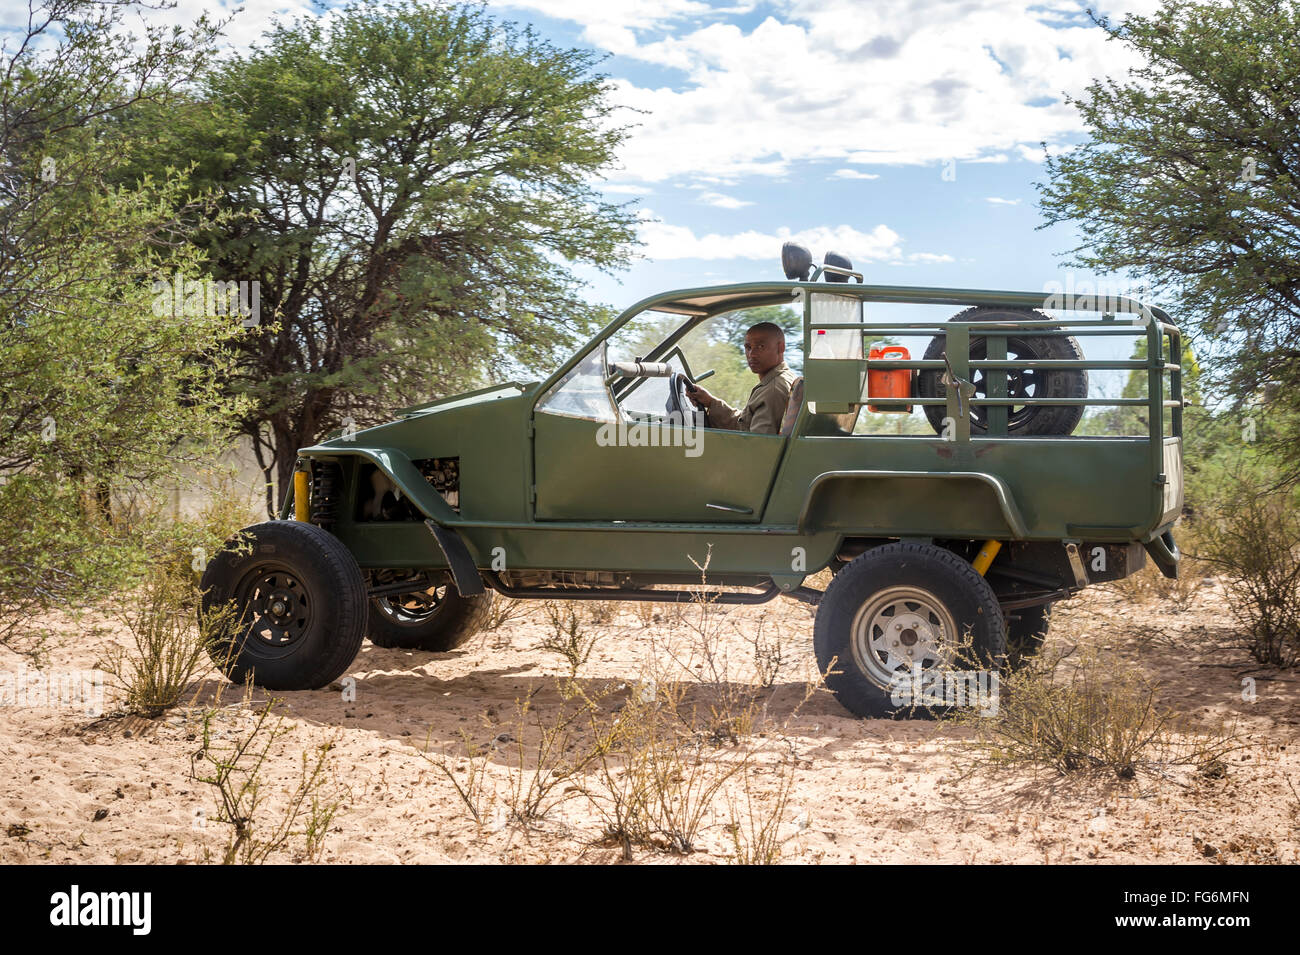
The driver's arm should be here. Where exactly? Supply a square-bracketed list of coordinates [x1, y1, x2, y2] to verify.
[687, 384, 743, 431]
[705, 398, 744, 430]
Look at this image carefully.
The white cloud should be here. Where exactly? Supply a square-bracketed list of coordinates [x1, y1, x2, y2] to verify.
[127, 0, 1150, 218]
[698, 191, 753, 208]
[1016, 143, 1050, 163]
[635, 211, 945, 264]
[135, 0, 322, 52]
[505, 1, 1156, 182]
[603, 184, 654, 195]
[986, 196, 1022, 205]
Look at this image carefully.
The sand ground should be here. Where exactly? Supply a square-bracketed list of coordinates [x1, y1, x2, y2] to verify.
[1, 575, 1296, 865]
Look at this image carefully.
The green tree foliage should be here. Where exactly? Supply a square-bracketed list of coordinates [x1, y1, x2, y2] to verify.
[0, 1, 245, 633]
[131, 0, 639, 512]
[1037, 0, 1300, 473]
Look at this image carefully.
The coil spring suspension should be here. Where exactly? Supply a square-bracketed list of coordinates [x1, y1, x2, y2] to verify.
[309, 463, 343, 531]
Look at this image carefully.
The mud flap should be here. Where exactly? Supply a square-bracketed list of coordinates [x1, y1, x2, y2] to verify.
[1144, 529, 1179, 580]
[423, 520, 486, 596]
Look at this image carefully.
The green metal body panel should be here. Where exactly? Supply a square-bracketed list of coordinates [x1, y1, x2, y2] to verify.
[293, 279, 1185, 589]
[534, 413, 784, 521]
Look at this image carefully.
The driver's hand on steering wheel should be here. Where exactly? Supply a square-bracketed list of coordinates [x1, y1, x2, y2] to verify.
[685, 382, 715, 410]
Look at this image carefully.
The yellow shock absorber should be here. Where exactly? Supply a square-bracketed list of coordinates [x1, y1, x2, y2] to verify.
[293, 469, 310, 522]
[972, 539, 1002, 576]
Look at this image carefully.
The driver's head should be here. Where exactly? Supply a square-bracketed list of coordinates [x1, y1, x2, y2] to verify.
[743, 322, 786, 376]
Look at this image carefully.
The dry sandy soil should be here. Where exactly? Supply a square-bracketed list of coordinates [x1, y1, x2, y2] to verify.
[1, 574, 1297, 865]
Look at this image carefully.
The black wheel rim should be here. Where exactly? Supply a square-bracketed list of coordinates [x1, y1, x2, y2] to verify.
[969, 336, 1043, 429]
[374, 586, 447, 627]
[233, 563, 313, 650]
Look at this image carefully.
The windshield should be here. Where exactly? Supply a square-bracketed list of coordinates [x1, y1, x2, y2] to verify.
[536, 345, 617, 421]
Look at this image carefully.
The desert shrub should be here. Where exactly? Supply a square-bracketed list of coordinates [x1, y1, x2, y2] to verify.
[485, 595, 530, 632]
[539, 601, 600, 680]
[422, 730, 496, 828]
[956, 647, 1239, 778]
[191, 700, 346, 864]
[581, 685, 746, 858]
[502, 688, 606, 824]
[726, 756, 797, 865]
[101, 569, 240, 717]
[1195, 457, 1300, 667]
[583, 600, 618, 626]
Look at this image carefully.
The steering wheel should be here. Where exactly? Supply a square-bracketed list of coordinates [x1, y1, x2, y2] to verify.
[667, 373, 704, 428]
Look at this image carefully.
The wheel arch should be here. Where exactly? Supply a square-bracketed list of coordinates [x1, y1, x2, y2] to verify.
[292, 447, 461, 525]
[798, 470, 1029, 539]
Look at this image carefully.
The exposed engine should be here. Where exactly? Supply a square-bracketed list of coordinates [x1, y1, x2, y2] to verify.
[358, 457, 459, 521]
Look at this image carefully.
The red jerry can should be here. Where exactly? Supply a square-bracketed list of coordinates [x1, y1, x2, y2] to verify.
[867, 344, 913, 413]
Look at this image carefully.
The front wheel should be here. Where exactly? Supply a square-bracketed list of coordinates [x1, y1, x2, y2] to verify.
[199, 521, 368, 690]
[814, 542, 1007, 718]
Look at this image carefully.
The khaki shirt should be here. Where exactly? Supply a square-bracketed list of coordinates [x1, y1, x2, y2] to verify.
[707, 361, 797, 435]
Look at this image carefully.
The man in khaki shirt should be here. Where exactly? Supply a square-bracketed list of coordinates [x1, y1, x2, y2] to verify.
[687, 322, 797, 434]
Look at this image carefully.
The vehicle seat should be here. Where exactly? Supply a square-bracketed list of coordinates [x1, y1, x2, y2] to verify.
[780, 376, 805, 436]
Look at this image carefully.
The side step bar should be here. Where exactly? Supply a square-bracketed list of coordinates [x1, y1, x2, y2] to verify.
[484, 572, 823, 606]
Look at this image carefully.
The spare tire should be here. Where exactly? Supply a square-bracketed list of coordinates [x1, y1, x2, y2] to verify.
[915, 306, 1087, 436]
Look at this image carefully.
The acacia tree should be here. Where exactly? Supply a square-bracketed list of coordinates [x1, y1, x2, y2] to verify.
[1037, 0, 1300, 471]
[0, 1, 247, 634]
[139, 0, 640, 513]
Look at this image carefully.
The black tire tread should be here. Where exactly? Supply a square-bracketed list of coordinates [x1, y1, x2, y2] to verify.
[915, 306, 1087, 437]
[368, 588, 494, 651]
[200, 521, 368, 691]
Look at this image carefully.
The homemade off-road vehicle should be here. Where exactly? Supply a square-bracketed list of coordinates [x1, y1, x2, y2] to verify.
[201, 243, 1185, 718]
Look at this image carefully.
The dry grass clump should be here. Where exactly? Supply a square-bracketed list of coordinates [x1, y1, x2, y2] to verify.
[1196, 482, 1300, 667]
[189, 699, 346, 864]
[952, 646, 1241, 780]
[485, 595, 530, 633]
[100, 569, 240, 718]
[539, 601, 601, 680]
[428, 563, 812, 862]
[727, 756, 798, 865]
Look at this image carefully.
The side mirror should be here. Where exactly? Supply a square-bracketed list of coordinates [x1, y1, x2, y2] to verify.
[782, 241, 813, 281]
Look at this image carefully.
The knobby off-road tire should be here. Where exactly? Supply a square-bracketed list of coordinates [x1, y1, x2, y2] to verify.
[814, 542, 1007, 718]
[915, 306, 1088, 437]
[199, 521, 368, 691]
[1005, 602, 1051, 670]
[368, 583, 494, 651]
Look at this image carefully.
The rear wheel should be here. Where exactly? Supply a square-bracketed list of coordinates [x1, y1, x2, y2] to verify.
[915, 306, 1088, 437]
[199, 521, 368, 690]
[814, 542, 1006, 718]
[367, 579, 493, 651]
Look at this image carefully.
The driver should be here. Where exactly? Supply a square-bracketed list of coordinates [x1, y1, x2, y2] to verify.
[687, 322, 796, 434]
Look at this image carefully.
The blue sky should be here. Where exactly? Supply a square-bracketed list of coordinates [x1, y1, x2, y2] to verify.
[474, 0, 1164, 312]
